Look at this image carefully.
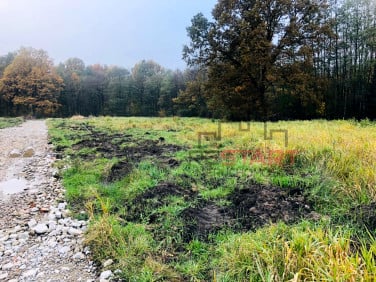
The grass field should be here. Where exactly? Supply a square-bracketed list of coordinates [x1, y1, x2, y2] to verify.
[48, 117, 376, 281]
[0, 117, 24, 129]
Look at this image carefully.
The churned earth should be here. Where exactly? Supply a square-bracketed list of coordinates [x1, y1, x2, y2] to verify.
[0, 120, 97, 282]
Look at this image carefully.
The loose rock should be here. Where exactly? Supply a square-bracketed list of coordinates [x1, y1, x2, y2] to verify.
[0, 121, 97, 281]
[33, 223, 49, 234]
[9, 149, 21, 158]
[27, 218, 37, 228]
[100, 270, 113, 280]
[0, 271, 8, 280]
[22, 268, 38, 278]
[22, 147, 35, 158]
[103, 259, 114, 268]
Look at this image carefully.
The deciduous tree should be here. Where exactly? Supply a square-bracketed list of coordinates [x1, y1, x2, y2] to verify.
[183, 0, 332, 120]
[0, 47, 63, 116]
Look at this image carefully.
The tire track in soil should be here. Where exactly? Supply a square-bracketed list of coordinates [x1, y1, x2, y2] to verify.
[0, 120, 97, 282]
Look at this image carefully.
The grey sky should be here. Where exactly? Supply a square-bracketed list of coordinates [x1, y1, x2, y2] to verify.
[0, 0, 217, 70]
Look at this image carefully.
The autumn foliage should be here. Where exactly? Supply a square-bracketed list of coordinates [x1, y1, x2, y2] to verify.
[0, 47, 63, 116]
[0, 0, 375, 120]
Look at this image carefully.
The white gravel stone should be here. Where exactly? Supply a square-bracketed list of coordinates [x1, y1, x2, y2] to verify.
[73, 252, 85, 260]
[103, 259, 114, 268]
[0, 271, 8, 280]
[57, 202, 67, 210]
[27, 218, 37, 228]
[9, 234, 18, 240]
[33, 223, 49, 234]
[48, 221, 57, 231]
[48, 213, 57, 221]
[11, 225, 22, 233]
[55, 211, 62, 219]
[68, 227, 83, 236]
[48, 240, 57, 248]
[22, 268, 38, 277]
[2, 262, 14, 270]
[58, 246, 70, 254]
[18, 232, 29, 240]
[72, 220, 82, 228]
[100, 270, 113, 280]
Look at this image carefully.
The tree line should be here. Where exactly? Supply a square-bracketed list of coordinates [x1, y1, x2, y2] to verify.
[0, 0, 375, 120]
[0, 48, 189, 117]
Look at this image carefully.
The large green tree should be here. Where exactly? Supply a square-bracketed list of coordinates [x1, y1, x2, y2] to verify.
[0, 47, 63, 116]
[183, 0, 332, 120]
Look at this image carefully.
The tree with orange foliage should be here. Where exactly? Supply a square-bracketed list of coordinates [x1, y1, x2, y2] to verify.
[0, 47, 63, 116]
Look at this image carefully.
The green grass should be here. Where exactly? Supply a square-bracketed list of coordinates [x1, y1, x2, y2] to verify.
[0, 117, 24, 128]
[213, 221, 376, 281]
[47, 116, 376, 281]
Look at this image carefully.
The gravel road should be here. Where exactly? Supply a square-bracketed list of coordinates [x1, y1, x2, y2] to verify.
[0, 120, 98, 281]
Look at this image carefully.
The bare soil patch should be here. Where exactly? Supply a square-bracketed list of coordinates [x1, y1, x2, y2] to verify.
[57, 122, 183, 181]
[126, 180, 313, 242]
[349, 202, 376, 230]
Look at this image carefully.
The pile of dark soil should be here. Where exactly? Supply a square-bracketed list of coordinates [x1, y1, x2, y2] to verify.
[181, 202, 231, 241]
[105, 160, 133, 182]
[72, 132, 181, 161]
[58, 122, 183, 180]
[228, 184, 312, 230]
[126, 182, 197, 223]
[126, 181, 314, 242]
[348, 202, 376, 230]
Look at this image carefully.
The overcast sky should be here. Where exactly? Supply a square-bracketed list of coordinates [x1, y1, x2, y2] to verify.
[0, 0, 217, 70]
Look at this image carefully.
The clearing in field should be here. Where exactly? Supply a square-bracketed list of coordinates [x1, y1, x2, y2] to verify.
[48, 117, 376, 281]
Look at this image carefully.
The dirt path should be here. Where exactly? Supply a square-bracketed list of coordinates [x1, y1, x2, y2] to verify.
[0, 120, 97, 281]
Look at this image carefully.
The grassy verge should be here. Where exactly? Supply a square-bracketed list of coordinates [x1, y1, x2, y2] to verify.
[48, 117, 376, 281]
[0, 117, 24, 128]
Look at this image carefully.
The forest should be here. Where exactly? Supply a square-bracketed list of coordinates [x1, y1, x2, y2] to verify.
[0, 0, 375, 120]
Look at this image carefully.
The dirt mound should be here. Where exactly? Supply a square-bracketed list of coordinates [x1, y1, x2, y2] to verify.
[105, 160, 133, 182]
[229, 184, 312, 230]
[141, 182, 195, 199]
[126, 181, 314, 242]
[349, 202, 376, 230]
[64, 124, 184, 180]
[124, 139, 182, 162]
[182, 203, 231, 241]
[126, 182, 196, 222]
[180, 183, 312, 241]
